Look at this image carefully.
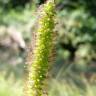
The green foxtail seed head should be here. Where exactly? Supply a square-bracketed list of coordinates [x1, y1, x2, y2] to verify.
[25, 0, 56, 96]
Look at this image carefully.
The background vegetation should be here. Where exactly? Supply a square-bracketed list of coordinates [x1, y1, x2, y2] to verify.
[0, 0, 96, 96]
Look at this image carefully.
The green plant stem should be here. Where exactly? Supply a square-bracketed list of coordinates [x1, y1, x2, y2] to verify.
[25, 0, 56, 96]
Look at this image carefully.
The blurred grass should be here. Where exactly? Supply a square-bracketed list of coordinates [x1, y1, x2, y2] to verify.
[49, 79, 96, 96]
[1, 72, 96, 96]
[0, 75, 23, 96]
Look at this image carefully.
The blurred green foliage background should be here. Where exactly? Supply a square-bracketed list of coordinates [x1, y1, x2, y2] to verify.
[0, 0, 96, 96]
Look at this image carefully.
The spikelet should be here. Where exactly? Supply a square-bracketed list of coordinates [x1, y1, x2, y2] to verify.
[24, 0, 56, 96]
